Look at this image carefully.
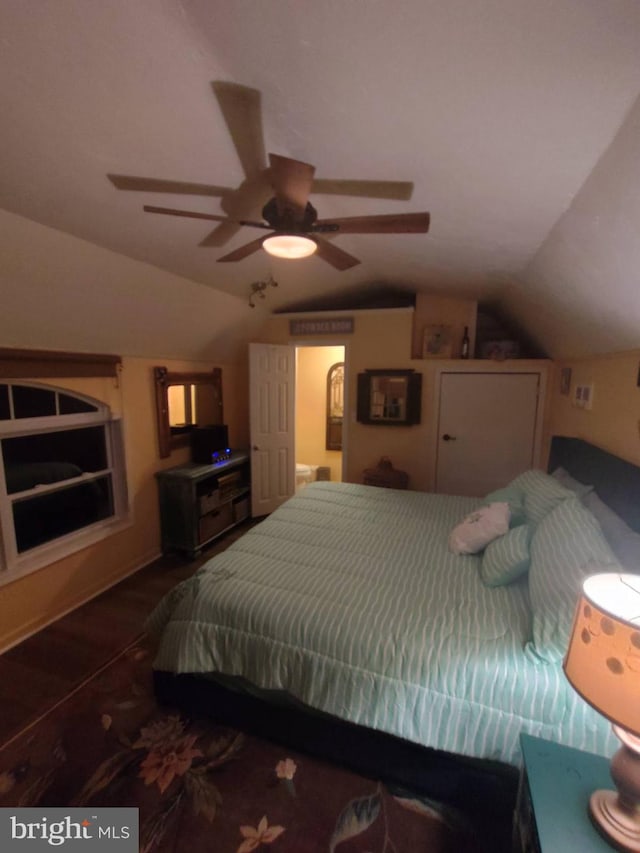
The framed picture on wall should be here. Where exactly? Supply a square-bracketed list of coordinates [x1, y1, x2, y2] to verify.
[422, 325, 453, 358]
[560, 367, 572, 396]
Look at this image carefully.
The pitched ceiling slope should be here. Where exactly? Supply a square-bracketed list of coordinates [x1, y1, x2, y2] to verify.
[502, 92, 640, 359]
[0, 209, 263, 363]
[0, 1, 639, 360]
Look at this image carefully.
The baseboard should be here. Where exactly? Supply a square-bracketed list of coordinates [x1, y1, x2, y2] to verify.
[0, 546, 162, 654]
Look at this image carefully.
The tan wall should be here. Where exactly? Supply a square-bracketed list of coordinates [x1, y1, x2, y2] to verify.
[295, 346, 344, 482]
[547, 350, 640, 465]
[263, 310, 551, 493]
[264, 310, 431, 490]
[0, 354, 249, 651]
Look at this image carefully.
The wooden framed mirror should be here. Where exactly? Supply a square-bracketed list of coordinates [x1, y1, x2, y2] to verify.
[356, 368, 422, 425]
[326, 362, 344, 451]
[154, 366, 223, 458]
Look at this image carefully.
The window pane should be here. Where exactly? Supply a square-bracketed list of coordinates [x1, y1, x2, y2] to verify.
[59, 394, 97, 414]
[12, 475, 114, 553]
[12, 385, 56, 418]
[2, 426, 108, 494]
[0, 385, 9, 420]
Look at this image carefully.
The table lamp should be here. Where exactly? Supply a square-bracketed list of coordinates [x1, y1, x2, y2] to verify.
[564, 573, 640, 852]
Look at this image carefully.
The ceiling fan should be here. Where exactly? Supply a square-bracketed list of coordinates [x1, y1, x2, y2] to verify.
[108, 82, 430, 270]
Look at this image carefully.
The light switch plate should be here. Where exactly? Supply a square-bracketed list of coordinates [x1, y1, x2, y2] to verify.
[573, 383, 594, 410]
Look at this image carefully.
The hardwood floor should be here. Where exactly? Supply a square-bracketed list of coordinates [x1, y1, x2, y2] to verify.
[0, 521, 254, 747]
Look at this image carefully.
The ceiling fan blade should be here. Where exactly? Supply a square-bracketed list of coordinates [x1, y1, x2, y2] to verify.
[212, 82, 266, 179]
[143, 204, 228, 223]
[108, 174, 230, 197]
[143, 204, 269, 229]
[208, 172, 274, 247]
[199, 222, 244, 248]
[313, 236, 361, 271]
[268, 153, 316, 217]
[315, 211, 430, 234]
[217, 235, 267, 263]
[312, 179, 414, 201]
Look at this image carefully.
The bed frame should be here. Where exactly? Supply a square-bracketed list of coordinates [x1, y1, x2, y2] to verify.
[152, 436, 640, 847]
[548, 435, 640, 532]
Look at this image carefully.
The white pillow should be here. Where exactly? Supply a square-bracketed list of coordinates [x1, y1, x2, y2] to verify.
[449, 502, 510, 555]
[550, 466, 594, 499]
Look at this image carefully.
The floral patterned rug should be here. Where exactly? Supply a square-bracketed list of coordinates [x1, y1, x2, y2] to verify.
[0, 639, 484, 852]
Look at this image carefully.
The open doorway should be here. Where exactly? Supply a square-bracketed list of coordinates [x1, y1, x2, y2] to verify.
[295, 345, 345, 491]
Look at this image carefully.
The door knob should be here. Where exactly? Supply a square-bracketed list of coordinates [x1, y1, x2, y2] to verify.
[252, 444, 260, 451]
[442, 434, 457, 441]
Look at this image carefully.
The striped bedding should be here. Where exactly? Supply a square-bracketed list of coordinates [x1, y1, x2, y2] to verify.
[148, 481, 616, 766]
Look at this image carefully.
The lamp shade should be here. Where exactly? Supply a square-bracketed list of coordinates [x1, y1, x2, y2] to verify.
[262, 234, 317, 259]
[564, 573, 640, 737]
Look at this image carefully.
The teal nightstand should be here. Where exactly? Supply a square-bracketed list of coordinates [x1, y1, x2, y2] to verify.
[513, 733, 615, 853]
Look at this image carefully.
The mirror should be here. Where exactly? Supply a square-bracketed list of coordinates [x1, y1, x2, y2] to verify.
[326, 362, 344, 451]
[356, 369, 421, 426]
[154, 366, 223, 458]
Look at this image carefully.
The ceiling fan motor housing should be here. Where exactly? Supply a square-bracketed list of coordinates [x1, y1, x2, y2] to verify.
[261, 197, 335, 233]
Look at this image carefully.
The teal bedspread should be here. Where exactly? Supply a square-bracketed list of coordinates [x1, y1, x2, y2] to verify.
[148, 481, 615, 766]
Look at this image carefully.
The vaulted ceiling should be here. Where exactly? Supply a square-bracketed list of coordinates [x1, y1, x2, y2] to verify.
[1, 1, 639, 360]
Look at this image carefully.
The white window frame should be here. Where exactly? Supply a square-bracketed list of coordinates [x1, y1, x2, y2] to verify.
[0, 382, 129, 584]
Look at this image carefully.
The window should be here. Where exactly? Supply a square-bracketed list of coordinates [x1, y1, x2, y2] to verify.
[0, 382, 128, 581]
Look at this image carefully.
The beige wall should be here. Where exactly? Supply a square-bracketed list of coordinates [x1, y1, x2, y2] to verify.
[0, 355, 249, 651]
[263, 309, 552, 493]
[547, 350, 640, 465]
[295, 346, 344, 482]
[264, 309, 428, 488]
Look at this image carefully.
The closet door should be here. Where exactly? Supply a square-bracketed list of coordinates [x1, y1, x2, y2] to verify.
[435, 371, 541, 497]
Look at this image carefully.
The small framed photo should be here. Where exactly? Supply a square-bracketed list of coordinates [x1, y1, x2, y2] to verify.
[560, 367, 572, 396]
[422, 324, 453, 358]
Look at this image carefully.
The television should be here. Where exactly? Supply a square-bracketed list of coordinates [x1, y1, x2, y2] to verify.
[190, 425, 230, 464]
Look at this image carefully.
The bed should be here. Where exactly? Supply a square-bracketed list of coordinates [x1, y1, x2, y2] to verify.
[148, 436, 640, 802]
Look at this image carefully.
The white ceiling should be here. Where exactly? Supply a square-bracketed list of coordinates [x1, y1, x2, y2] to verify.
[1, 0, 640, 358]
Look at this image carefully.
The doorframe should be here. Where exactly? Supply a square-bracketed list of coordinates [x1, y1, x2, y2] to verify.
[290, 339, 351, 484]
[430, 360, 551, 493]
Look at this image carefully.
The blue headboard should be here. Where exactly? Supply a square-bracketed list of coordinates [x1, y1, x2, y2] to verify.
[548, 436, 640, 533]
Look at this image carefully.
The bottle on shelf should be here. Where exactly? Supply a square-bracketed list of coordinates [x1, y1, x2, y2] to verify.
[461, 326, 470, 359]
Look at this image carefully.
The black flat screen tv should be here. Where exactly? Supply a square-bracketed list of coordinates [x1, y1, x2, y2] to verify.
[190, 425, 230, 464]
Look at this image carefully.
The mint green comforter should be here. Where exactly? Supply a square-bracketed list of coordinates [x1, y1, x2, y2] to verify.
[148, 481, 615, 765]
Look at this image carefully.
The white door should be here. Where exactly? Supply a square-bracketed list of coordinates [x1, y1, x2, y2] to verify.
[435, 372, 540, 497]
[249, 343, 296, 516]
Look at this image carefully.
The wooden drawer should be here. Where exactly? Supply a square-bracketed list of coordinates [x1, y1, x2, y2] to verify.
[198, 503, 233, 544]
[199, 489, 220, 514]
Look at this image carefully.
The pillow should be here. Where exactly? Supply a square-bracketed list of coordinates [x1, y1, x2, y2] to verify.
[484, 485, 526, 528]
[480, 523, 532, 587]
[526, 497, 621, 664]
[582, 491, 640, 572]
[507, 469, 574, 526]
[550, 466, 594, 500]
[449, 502, 510, 555]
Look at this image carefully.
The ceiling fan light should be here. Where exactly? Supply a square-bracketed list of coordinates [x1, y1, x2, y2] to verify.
[262, 234, 317, 259]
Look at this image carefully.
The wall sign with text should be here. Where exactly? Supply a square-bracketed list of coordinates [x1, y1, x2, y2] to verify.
[289, 317, 354, 336]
